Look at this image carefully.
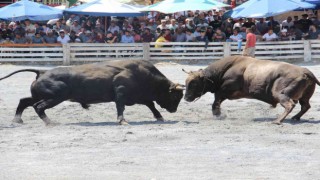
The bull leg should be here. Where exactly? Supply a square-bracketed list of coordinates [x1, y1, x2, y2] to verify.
[272, 97, 296, 125]
[292, 84, 315, 121]
[33, 99, 63, 126]
[212, 94, 226, 116]
[146, 102, 164, 121]
[114, 85, 128, 125]
[12, 97, 36, 124]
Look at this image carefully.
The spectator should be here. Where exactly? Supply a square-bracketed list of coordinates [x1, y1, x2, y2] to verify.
[31, 32, 44, 44]
[206, 10, 214, 23]
[84, 20, 94, 31]
[198, 18, 209, 28]
[221, 17, 234, 32]
[24, 19, 35, 38]
[94, 32, 105, 43]
[53, 20, 64, 34]
[93, 22, 104, 34]
[243, 28, 256, 58]
[213, 28, 226, 42]
[157, 19, 168, 31]
[256, 18, 268, 35]
[105, 31, 117, 43]
[206, 26, 214, 42]
[108, 20, 120, 34]
[303, 24, 320, 40]
[68, 30, 79, 43]
[132, 30, 142, 42]
[288, 26, 303, 40]
[209, 15, 221, 30]
[298, 14, 313, 33]
[34, 22, 44, 35]
[194, 25, 202, 38]
[173, 28, 186, 42]
[13, 33, 28, 44]
[242, 18, 255, 28]
[281, 16, 294, 29]
[1, 37, 13, 44]
[233, 18, 244, 29]
[278, 29, 290, 41]
[228, 29, 243, 52]
[43, 30, 57, 43]
[13, 22, 26, 37]
[262, 29, 278, 41]
[122, 20, 133, 31]
[121, 30, 134, 43]
[225, 27, 233, 38]
[70, 20, 81, 34]
[155, 31, 168, 48]
[185, 19, 196, 30]
[57, 30, 70, 44]
[141, 28, 154, 43]
[168, 19, 178, 31]
[196, 28, 209, 49]
[80, 30, 94, 43]
[267, 16, 280, 33]
[185, 28, 196, 42]
[164, 28, 172, 42]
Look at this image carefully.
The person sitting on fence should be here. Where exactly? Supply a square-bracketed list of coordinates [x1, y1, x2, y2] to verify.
[262, 29, 278, 41]
[43, 30, 57, 44]
[213, 28, 226, 42]
[57, 30, 70, 44]
[141, 27, 155, 43]
[196, 28, 209, 51]
[121, 30, 134, 43]
[227, 29, 243, 52]
[31, 32, 45, 44]
[13, 33, 28, 44]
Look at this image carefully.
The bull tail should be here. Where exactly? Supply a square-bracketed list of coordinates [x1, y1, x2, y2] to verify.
[304, 69, 320, 86]
[0, 69, 45, 81]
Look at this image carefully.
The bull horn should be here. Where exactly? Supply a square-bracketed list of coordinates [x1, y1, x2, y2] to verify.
[182, 69, 191, 74]
[175, 84, 186, 90]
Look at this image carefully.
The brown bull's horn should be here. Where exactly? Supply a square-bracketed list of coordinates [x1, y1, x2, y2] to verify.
[182, 69, 191, 74]
[175, 84, 186, 90]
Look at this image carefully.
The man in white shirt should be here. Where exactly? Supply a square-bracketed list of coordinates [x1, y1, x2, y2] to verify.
[24, 19, 35, 38]
[281, 16, 294, 29]
[107, 20, 120, 34]
[228, 29, 243, 52]
[263, 29, 278, 41]
[57, 30, 70, 44]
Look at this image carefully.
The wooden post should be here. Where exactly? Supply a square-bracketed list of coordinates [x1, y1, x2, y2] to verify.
[223, 42, 231, 57]
[63, 43, 71, 65]
[143, 43, 150, 61]
[304, 40, 312, 62]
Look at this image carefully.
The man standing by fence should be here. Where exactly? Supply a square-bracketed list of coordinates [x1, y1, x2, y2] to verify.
[243, 28, 256, 58]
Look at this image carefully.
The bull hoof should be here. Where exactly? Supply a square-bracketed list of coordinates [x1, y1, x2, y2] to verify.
[272, 121, 282, 125]
[156, 117, 165, 122]
[119, 120, 129, 125]
[45, 121, 60, 127]
[212, 109, 221, 116]
[291, 116, 300, 121]
[12, 118, 23, 124]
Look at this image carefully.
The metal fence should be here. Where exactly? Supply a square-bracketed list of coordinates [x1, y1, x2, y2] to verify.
[0, 40, 319, 65]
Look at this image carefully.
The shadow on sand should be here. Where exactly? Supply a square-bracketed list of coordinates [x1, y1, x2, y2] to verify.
[253, 118, 320, 125]
[66, 120, 180, 127]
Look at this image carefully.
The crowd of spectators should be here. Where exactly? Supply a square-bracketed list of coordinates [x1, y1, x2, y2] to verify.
[0, 10, 320, 46]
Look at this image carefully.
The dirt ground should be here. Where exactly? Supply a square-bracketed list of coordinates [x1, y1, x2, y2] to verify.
[0, 61, 320, 179]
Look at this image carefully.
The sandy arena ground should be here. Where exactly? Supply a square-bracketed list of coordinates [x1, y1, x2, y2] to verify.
[0, 61, 320, 179]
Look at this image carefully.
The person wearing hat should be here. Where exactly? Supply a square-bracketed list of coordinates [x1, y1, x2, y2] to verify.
[298, 13, 313, 33]
[141, 27, 154, 43]
[57, 29, 70, 44]
[278, 28, 290, 41]
[120, 30, 134, 43]
[157, 19, 168, 31]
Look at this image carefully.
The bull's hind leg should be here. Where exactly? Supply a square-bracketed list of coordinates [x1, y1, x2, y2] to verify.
[33, 99, 63, 126]
[146, 102, 164, 121]
[114, 85, 128, 125]
[12, 97, 36, 124]
[272, 97, 296, 125]
[291, 84, 316, 121]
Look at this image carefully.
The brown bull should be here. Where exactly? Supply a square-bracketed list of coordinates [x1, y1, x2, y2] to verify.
[184, 56, 320, 125]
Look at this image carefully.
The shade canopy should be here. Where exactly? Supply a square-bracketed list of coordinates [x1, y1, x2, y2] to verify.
[64, 0, 145, 17]
[0, 0, 63, 21]
[140, 0, 230, 14]
[229, 0, 315, 18]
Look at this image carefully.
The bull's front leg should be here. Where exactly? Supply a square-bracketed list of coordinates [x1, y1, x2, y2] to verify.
[212, 93, 225, 116]
[145, 102, 164, 121]
[114, 85, 128, 125]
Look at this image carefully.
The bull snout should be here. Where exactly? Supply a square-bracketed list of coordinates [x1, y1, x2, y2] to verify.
[184, 95, 195, 102]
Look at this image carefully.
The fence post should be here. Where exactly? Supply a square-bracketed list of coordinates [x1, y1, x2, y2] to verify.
[143, 43, 150, 60]
[63, 43, 71, 65]
[304, 40, 312, 62]
[223, 42, 231, 57]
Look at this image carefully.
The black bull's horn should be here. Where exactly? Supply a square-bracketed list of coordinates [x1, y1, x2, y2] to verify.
[175, 84, 185, 90]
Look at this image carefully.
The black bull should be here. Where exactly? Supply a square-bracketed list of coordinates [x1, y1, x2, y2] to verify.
[184, 56, 320, 125]
[0, 60, 184, 125]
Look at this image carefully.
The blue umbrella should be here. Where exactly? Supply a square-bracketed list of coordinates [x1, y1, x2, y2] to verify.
[302, 0, 320, 9]
[230, 0, 315, 18]
[140, 0, 230, 14]
[64, 0, 144, 17]
[0, 0, 63, 21]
